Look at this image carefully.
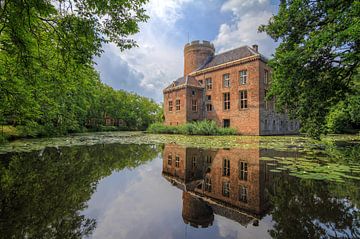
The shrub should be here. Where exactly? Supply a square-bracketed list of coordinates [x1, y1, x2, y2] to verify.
[147, 120, 237, 135]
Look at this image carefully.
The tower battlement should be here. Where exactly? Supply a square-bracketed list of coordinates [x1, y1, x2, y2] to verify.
[184, 40, 215, 76]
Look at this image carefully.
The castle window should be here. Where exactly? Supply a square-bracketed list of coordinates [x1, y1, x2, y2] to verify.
[168, 101, 173, 111]
[239, 70, 248, 84]
[206, 103, 213, 112]
[206, 155, 212, 164]
[192, 90, 196, 96]
[205, 78, 212, 90]
[192, 100, 197, 112]
[205, 177, 212, 192]
[199, 80, 203, 85]
[223, 119, 230, 128]
[207, 95, 211, 101]
[240, 161, 248, 181]
[222, 181, 230, 197]
[223, 74, 230, 88]
[239, 186, 248, 203]
[264, 70, 269, 84]
[176, 99, 180, 111]
[273, 120, 276, 130]
[223, 158, 230, 176]
[175, 155, 180, 167]
[168, 154, 172, 165]
[240, 90, 248, 109]
[223, 92, 230, 110]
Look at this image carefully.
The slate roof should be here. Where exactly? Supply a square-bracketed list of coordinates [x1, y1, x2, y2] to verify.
[198, 45, 260, 70]
[164, 75, 202, 91]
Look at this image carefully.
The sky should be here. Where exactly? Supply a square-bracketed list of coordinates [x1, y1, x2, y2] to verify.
[95, 0, 280, 103]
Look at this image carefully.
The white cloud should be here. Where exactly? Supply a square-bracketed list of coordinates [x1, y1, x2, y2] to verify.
[213, 0, 278, 57]
[95, 0, 191, 102]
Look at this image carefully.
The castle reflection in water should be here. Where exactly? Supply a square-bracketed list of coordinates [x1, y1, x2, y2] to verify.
[161, 143, 297, 228]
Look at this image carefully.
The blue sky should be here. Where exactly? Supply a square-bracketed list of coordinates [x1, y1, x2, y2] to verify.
[95, 0, 280, 102]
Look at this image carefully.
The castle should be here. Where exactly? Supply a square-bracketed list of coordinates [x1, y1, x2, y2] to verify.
[163, 41, 299, 135]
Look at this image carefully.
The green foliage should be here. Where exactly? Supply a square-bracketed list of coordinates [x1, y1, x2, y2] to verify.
[147, 120, 237, 135]
[326, 94, 360, 133]
[259, 0, 360, 138]
[0, 0, 160, 140]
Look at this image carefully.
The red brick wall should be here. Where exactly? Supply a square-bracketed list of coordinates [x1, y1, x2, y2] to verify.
[163, 88, 187, 126]
[185, 87, 204, 122]
[194, 59, 261, 135]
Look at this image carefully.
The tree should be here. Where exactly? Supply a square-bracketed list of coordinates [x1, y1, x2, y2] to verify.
[259, 0, 360, 138]
[0, 0, 161, 138]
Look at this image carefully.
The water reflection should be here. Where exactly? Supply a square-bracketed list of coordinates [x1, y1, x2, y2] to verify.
[162, 143, 360, 238]
[0, 144, 159, 239]
[162, 144, 274, 229]
[0, 141, 359, 238]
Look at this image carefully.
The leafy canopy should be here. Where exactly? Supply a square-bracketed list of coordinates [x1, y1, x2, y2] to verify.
[259, 0, 360, 138]
[0, 0, 162, 138]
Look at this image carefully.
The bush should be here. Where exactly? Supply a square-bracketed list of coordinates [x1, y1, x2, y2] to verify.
[147, 120, 237, 135]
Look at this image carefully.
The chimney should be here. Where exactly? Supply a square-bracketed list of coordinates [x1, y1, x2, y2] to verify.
[252, 44, 258, 53]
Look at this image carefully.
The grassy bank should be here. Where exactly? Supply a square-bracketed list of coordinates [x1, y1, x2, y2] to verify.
[147, 121, 237, 135]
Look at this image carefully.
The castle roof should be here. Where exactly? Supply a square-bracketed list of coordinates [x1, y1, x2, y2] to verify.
[163, 75, 202, 92]
[198, 45, 261, 70]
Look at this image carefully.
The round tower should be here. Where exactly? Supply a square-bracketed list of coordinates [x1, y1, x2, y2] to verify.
[182, 192, 214, 228]
[184, 40, 215, 76]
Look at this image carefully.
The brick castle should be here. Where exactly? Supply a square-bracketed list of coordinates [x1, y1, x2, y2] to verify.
[163, 40, 299, 135]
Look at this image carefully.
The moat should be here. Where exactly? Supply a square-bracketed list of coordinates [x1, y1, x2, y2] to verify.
[0, 133, 359, 238]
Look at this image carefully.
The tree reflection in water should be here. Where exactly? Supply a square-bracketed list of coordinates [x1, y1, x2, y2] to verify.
[0, 144, 159, 239]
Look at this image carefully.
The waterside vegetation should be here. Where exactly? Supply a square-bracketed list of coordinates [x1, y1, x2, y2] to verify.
[0, 0, 161, 142]
[147, 120, 237, 136]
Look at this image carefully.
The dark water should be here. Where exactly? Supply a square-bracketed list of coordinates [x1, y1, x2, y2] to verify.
[0, 143, 359, 239]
